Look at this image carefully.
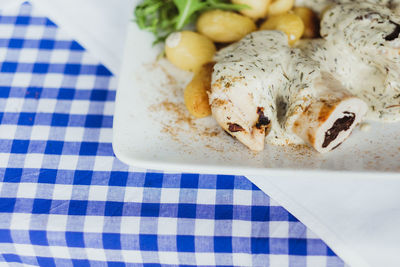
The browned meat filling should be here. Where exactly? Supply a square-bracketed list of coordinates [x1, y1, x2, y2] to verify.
[322, 112, 355, 148]
[228, 123, 245, 132]
[255, 107, 271, 129]
[385, 20, 400, 41]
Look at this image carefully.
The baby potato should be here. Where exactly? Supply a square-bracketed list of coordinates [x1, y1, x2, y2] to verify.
[232, 0, 271, 20]
[260, 13, 304, 46]
[293, 7, 319, 38]
[197, 10, 257, 43]
[268, 0, 295, 16]
[165, 31, 216, 72]
[184, 62, 214, 118]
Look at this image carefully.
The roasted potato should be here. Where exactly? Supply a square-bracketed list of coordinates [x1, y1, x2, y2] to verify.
[260, 13, 304, 46]
[268, 0, 294, 16]
[165, 31, 216, 72]
[232, 0, 271, 19]
[293, 6, 319, 38]
[184, 62, 215, 118]
[197, 10, 257, 43]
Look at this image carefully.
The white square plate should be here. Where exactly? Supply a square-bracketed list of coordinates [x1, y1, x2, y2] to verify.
[113, 22, 400, 176]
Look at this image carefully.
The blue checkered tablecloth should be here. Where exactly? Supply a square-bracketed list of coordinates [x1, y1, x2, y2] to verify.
[0, 2, 347, 266]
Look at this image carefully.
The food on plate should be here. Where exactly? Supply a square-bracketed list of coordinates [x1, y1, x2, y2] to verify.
[268, 0, 295, 16]
[165, 31, 216, 72]
[134, 0, 400, 153]
[260, 13, 305, 46]
[196, 10, 257, 43]
[210, 31, 368, 152]
[184, 62, 214, 118]
[210, 1, 400, 152]
[231, 0, 271, 19]
[293, 7, 319, 38]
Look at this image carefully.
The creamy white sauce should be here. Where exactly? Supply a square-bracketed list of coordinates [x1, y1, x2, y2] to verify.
[213, 1, 400, 145]
[305, 2, 400, 121]
[213, 31, 305, 145]
[360, 123, 372, 132]
[295, 0, 399, 13]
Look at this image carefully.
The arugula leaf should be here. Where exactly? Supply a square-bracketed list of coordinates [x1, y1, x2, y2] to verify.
[134, 0, 247, 44]
[173, 0, 207, 30]
[134, 0, 177, 44]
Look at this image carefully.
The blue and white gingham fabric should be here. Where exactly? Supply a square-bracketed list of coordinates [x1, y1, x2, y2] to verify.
[0, 2, 347, 266]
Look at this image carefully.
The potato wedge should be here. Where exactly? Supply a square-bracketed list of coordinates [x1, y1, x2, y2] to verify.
[184, 62, 215, 118]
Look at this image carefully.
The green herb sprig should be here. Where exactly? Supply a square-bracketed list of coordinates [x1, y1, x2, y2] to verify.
[134, 0, 247, 44]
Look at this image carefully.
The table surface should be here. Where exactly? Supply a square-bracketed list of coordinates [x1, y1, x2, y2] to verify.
[0, 2, 346, 266]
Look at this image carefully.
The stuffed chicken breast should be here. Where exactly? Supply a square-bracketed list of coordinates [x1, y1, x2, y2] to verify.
[210, 1, 400, 153]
